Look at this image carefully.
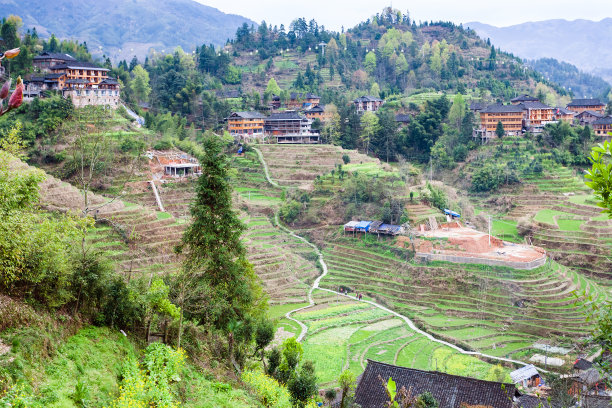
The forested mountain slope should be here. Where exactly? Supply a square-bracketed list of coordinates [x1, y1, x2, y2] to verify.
[0, 0, 255, 61]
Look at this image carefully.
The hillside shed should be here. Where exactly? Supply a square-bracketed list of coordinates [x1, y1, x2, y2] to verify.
[355, 221, 373, 233]
[510, 365, 541, 388]
[344, 221, 359, 233]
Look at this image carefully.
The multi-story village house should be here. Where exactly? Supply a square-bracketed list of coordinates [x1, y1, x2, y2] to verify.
[353, 95, 384, 113]
[478, 104, 525, 137]
[566, 98, 606, 115]
[264, 110, 319, 143]
[226, 111, 266, 141]
[592, 116, 612, 137]
[25, 54, 120, 108]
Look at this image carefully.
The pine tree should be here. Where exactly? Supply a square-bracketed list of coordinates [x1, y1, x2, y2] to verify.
[496, 120, 505, 138]
[177, 135, 265, 338]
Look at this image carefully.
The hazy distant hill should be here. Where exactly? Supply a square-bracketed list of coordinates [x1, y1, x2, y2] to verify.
[465, 19, 612, 84]
[0, 0, 255, 61]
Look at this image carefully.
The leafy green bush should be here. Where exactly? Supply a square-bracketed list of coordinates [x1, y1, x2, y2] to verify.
[108, 343, 185, 408]
[153, 139, 173, 151]
[279, 200, 302, 224]
[241, 370, 292, 408]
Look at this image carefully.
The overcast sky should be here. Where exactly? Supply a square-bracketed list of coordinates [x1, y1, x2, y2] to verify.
[196, 0, 612, 31]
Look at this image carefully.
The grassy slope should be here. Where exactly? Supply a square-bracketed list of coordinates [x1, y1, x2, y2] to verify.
[2, 326, 260, 407]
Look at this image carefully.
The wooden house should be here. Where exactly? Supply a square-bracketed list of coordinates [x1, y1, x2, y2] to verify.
[519, 101, 555, 132]
[479, 104, 525, 137]
[227, 111, 266, 140]
[567, 98, 606, 114]
[350, 360, 516, 408]
[353, 95, 384, 113]
[303, 105, 331, 122]
[592, 116, 612, 137]
[554, 107, 576, 123]
[32, 51, 77, 72]
[264, 110, 319, 143]
[577, 110, 604, 126]
[288, 92, 320, 109]
[511, 94, 540, 105]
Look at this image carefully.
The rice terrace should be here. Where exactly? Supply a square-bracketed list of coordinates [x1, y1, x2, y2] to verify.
[2, 3, 612, 406]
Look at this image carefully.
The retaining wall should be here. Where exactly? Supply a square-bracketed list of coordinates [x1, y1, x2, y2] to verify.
[416, 252, 547, 270]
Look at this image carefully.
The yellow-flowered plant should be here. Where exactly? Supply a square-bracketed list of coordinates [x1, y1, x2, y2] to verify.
[241, 370, 293, 408]
[106, 343, 185, 408]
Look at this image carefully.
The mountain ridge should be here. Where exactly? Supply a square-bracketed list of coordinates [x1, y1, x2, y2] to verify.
[0, 0, 256, 61]
[464, 18, 612, 83]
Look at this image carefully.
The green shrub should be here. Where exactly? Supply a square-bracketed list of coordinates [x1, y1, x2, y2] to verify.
[241, 370, 292, 408]
[153, 139, 173, 151]
[342, 154, 350, 164]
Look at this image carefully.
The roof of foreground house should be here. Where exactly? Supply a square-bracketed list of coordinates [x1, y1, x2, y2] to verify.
[481, 104, 525, 114]
[353, 360, 516, 408]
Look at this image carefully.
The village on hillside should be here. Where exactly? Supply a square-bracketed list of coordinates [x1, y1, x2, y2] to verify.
[1, 7, 611, 408]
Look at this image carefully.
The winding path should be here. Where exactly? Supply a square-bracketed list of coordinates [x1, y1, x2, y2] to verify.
[253, 145, 549, 372]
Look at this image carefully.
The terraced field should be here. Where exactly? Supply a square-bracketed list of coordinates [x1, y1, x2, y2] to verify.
[256, 144, 379, 189]
[282, 290, 510, 386]
[243, 214, 319, 304]
[34, 164, 186, 277]
[317, 238, 607, 362]
[530, 197, 612, 281]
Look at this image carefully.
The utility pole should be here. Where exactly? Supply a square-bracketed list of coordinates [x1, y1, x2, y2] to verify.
[488, 215, 492, 247]
[429, 160, 433, 181]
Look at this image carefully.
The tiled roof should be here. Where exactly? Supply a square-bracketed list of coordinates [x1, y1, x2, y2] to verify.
[592, 116, 612, 125]
[64, 78, 90, 84]
[306, 105, 325, 113]
[469, 102, 486, 111]
[33, 52, 76, 61]
[555, 107, 574, 115]
[395, 113, 412, 122]
[568, 98, 605, 107]
[519, 101, 553, 110]
[229, 111, 267, 119]
[266, 111, 304, 120]
[573, 358, 593, 370]
[577, 110, 604, 118]
[354, 360, 516, 408]
[517, 394, 610, 408]
[354, 95, 383, 103]
[100, 78, 120, 85]
[481, 104, 525, 113]
[43, 73, 66, 79]
[51, 61, 109, 71]
[511, 94, 539, 103]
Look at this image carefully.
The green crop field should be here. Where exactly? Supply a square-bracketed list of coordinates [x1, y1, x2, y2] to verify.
[291, 291, 510, 386]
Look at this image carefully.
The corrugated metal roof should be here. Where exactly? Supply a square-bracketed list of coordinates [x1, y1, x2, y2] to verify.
[510, 365, 539, 383]
[344, 221, 360, 228]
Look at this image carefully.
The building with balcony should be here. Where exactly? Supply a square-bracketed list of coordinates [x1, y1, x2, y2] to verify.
[226, 111, 267, 141]
[264, 110, 319, 143]
[479, 104, 525, 137]
[353, 95, 384, 113]
[25, 56, 120, 108]
[519, 101, 555, 132]
[592, 116, 612, 137]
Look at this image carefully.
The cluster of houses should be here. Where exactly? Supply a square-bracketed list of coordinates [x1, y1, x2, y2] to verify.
[329, 359, 610, 408]
[226, 93, 386, 143]
[471, 95, 611, 140]
[23, 51, 121, 108]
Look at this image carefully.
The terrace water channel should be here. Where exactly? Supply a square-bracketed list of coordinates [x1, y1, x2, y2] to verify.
[252, 146, 557, 374]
